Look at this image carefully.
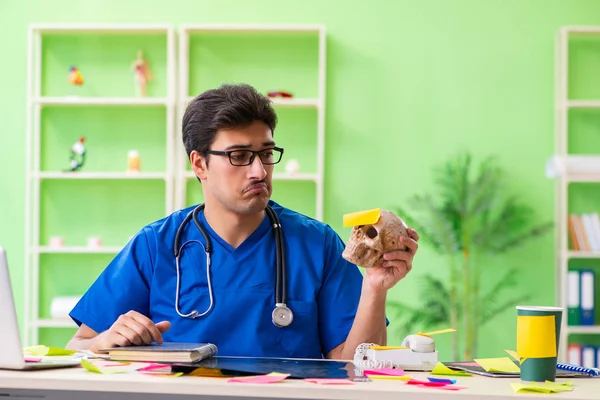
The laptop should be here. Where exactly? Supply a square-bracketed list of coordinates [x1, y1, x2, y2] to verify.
[0, 247, 80, 370]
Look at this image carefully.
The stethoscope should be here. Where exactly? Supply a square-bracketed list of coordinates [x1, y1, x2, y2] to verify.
[172, 204, 294, 327]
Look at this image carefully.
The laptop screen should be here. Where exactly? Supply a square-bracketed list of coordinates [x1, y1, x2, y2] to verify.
[0, 247, 27, 368]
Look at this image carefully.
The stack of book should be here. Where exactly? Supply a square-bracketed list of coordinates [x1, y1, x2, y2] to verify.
[568, 213, 600, 251]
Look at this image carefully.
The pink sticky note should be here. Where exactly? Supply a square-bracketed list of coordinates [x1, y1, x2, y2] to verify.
[228, 373, 289, 384]
[24, 357, 41, 363]
[137, 363, 170, 372]
[452, 362, 480, 367]
[364, 368, 405, 376]
[304, 378, 355, 385]
[436, 385, 468, 391]
[407, 379, 448, 387]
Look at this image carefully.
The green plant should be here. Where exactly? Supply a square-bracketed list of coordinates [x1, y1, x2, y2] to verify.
[387, 152, 553, 361]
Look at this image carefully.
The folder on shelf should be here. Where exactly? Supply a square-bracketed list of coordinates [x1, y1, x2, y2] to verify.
[567, 270, 581, 325]
[567, 344, 581, 366]
[581, 346, 596, 369]
[580, 270, 595, 326]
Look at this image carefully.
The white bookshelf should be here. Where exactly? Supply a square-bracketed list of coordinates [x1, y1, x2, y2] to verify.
[176, 24, 326, 221]
[35, 172, 168, 180]
[35, 246, 124, 254]
[24, 24, 177, 346]
[555, 26, 600, 362]
[32, 97, 170, 106]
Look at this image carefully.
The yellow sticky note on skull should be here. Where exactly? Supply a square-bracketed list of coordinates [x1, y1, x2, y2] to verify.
[517, 315, 556, 359]
[343, 208, 381, 227]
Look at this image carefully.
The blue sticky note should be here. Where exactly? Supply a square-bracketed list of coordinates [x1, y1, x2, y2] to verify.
[427, 377, 456, 384]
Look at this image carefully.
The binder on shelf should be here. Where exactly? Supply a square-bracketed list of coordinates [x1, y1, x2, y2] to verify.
[567, 270, 581, 325]
[580, 270, 595, 326]
[581, 346, 596, 369]
[567, 343, 581, 366]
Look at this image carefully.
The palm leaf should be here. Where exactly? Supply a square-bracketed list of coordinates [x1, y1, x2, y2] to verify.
[397, 195, 460, 255]
[477, 267, 528, 325]
[386, 274, 452, 333]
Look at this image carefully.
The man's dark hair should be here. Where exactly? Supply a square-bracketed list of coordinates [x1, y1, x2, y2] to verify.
[182, 83, 278, 159]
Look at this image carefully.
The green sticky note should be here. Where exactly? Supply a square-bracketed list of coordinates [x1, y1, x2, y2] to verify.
[24, 345, 76, 356]
[81, 359, 125, 374]
[511, 383, 553, 394]
[511, 381, 574, 394]
[474, 357, 520, 373]
[431, 362, 472, 377]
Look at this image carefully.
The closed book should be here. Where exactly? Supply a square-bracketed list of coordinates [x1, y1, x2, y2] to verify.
[99, 342, 218, 363]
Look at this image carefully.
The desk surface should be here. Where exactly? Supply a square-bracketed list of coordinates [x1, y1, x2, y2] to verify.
[0, 368, 598, 400]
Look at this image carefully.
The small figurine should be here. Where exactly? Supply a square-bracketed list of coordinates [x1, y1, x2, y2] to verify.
[131, 50, 153, 97]
[127, 150, 141, 172]
[69, 66, 84, 86]
[67, 137, 86, 172]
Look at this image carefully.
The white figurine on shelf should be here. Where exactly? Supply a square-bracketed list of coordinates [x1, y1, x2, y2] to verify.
[284, 159, 301, 176]
[131, 50, 153, 97]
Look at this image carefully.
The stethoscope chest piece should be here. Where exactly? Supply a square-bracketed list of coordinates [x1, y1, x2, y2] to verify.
[272, 304, 294, 327]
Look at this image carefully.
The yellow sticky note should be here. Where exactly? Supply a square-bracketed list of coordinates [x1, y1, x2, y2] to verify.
[511, 381, 574, 394]
[419, 328, 456, 336]
[511, 382, 552, 394]
[81, 358, 125, 374]
[24, 345, 76, 356]
[369, 346, 409, 350]
[366, 375, 411, 381]
[474, 357, 520, 373]
[504, 349, 519, 362]
[517, 315, 556, 359]
[431, 362, 472, 377]
[343, 208, 381, 227]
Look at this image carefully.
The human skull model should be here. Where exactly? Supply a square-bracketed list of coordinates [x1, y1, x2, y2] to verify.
[342, 210, 409, 268]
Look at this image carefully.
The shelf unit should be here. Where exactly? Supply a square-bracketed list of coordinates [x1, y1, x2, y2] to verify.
[24, 24, 176, 346]
[555, 26, 600, 362]
[176, 24, 326, 220]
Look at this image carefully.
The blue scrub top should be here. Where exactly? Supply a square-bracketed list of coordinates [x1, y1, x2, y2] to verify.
[70, 200, 366, 358]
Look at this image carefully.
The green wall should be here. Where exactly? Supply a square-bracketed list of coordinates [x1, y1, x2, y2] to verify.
[2, 0, 600, 359]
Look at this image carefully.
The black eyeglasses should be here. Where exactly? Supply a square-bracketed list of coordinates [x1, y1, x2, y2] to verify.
[206, 146, 284, 166]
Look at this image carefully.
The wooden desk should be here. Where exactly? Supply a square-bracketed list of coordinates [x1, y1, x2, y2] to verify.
[0, 367, 598, 400]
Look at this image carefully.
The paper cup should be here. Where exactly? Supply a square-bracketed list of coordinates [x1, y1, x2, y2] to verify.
[516, 306, 563, 382]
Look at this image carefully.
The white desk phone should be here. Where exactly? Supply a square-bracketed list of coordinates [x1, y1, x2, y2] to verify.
[353, 329, 456, 371]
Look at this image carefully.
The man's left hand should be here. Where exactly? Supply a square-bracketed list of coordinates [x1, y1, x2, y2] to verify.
[365, 228, 420, 292]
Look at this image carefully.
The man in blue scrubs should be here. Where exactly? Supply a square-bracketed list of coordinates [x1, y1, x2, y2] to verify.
[66, 83, 420, 360]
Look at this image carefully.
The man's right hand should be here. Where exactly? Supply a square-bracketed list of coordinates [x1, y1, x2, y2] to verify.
[90, 311, 171, 353]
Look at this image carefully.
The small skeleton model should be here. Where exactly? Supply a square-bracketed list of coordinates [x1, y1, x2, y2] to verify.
[67, 137, 86, 172]
[69, 66, 84, 86]
[131, 50, 153, 97]
[342, 208, 409, 269]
